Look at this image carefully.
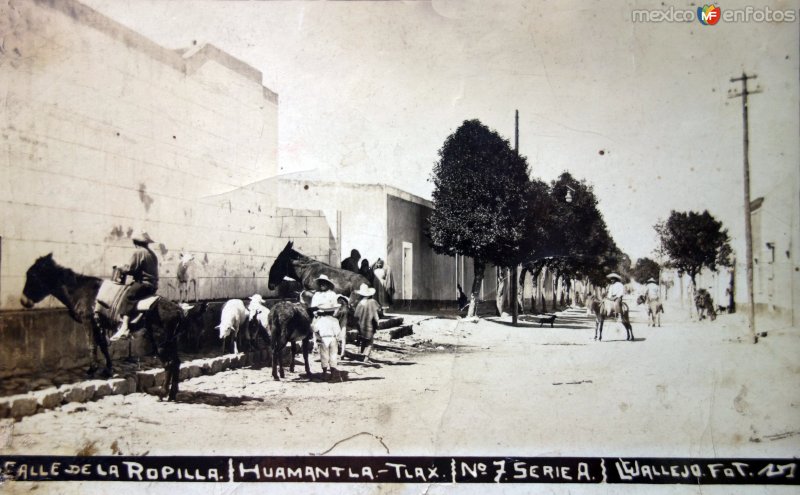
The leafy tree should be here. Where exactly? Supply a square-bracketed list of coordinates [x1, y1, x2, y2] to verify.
[631, 257, 661, 284]
[655, 210, 732, 291]
[427, 119, 530, 317]
[548, 173, 619, 302]
[515, 172, 624, 310]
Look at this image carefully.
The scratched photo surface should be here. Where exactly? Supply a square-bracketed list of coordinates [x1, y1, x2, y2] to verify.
[1, 0, 798, 494]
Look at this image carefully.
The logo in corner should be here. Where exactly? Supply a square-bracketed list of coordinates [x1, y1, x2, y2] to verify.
[698, 4, 721, 25]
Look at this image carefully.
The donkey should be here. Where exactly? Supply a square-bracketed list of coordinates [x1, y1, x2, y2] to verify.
[21, 254, 186, 400]
[637, 294, 664, 327]
[695, 289, 717, 321]
[587, 295, 634, 342]
[267, 301, 314, 381]
[268, 241, 370, 305]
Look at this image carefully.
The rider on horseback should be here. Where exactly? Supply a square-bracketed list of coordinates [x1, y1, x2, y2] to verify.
[604, 273, 625, 319]
[645, 277, 660, 303]
[110, 231, 159, 341]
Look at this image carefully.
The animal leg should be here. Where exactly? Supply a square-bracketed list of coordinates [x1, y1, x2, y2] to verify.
[86, 326, 100, 377]
[289, 342, 298, 373]
[277, 343, 286, 379]
[95, 323, 114, 378]
[302, 336, 311, 376]
[271, 346, 280, 381]
[166, 358, 180, 401]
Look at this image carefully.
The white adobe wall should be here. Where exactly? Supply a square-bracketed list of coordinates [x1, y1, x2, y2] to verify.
[0, 0, 327, 307]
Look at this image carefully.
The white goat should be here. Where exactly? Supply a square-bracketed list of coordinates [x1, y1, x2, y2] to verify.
[247, 295, 270, 332]
[216, 299, 248, 354]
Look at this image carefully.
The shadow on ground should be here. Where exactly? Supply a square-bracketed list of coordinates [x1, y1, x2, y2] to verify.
[173, 390, 265, 407]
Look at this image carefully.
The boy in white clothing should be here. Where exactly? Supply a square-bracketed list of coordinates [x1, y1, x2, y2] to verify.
[310, 274, 343, 380]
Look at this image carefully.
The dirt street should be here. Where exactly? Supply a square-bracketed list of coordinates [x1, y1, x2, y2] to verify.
[1, 300, 798, 494]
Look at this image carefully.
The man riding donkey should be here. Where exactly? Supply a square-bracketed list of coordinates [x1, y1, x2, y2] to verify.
[604, 272, 626, 319]
[310, 274, 346, 380]
[110, 231, 159, 341]
[645, 278, 661, 305]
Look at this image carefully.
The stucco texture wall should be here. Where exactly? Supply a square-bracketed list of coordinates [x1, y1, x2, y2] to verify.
[267, 178, 388, 267]
[387, 194, 463, 301]
[0, 0, 335, 377]
[0, 0, 302, 309]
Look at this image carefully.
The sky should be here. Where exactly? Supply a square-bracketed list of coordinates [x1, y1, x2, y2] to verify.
[83, 0, 799, 260]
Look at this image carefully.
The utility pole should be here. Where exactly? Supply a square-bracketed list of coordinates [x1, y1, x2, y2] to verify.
[511, 110, 519, 326]
[729, 72, 761, 344]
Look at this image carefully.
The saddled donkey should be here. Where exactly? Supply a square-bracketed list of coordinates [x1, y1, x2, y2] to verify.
[268, 241, 370, 356]
[20, 254, 186, 400]
[268, 241, 370, 304]
[636, 294, 664, 327]
[587, 295, 634, 342]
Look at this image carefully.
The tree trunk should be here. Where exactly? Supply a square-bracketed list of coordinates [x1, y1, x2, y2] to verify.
[467, 259, 485, 318]
[532, 268, 542, 313]
[496, 266, 507, 316]
[511, 264, 518, 325]
[689, 272, 697, 318]
[552, 273, 559, 311]
[518, 267, 528, 314]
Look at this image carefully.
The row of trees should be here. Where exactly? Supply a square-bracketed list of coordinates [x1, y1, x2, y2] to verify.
[426, 119, 734, 319]
[426, 119, 627, 318]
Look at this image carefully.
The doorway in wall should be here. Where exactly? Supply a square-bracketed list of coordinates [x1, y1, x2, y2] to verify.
[402, 242, 413, 300]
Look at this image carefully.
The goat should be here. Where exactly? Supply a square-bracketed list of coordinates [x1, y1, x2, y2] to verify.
[246, 294, 271, 349]
[177, 252, 197, 303]
[216, 299, 248, 354]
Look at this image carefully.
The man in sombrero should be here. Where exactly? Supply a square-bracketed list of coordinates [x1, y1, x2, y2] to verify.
[644, 277, 661, 304]
[605, 272, 625, 319]
[353, 284, 381, 364]
[310, 274, 345, 379]
[110, 231, 159, 341]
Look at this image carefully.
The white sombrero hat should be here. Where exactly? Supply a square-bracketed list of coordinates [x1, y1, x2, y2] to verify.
[355, 284, 376, 297]
[606, 273, 622, 281]
[646, 278, 657, 283]
[315, 274, 335, 288]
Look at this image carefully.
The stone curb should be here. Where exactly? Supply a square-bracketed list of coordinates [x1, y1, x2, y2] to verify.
[0, 351, 263, 421]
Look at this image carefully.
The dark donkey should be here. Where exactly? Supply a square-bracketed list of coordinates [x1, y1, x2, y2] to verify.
[20, 254, 186, 400]
[267, 300, 314, 381]
[267, 293, 350, 381]
[268, 241, 370, 304]
[587, 295, 635, 342]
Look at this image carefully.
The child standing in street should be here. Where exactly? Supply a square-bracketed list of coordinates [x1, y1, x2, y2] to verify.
[311, 274, 344, 380]
[353, 284, 381, 364]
